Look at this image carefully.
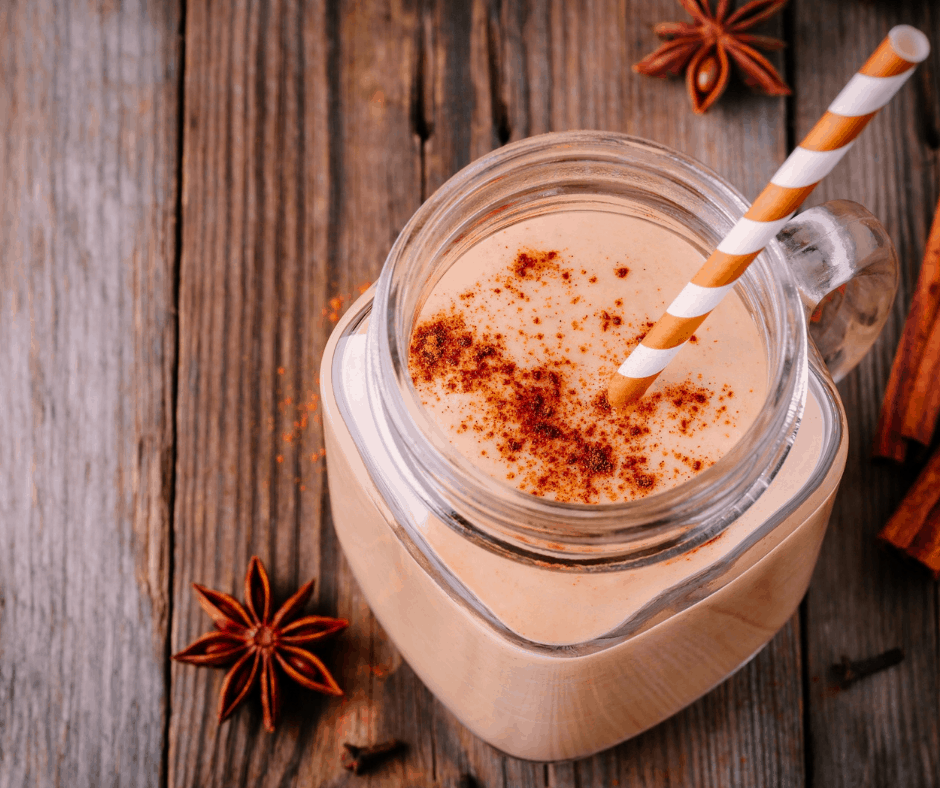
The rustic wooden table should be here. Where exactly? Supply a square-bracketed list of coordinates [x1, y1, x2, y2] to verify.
[2, 1, 939, 786]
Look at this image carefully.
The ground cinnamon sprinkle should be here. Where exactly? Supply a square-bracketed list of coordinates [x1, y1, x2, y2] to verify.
[409, 248, 728, 503]
[514, 249, 559, 278]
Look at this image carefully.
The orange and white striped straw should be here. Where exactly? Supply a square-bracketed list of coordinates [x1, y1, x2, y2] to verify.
[608, 25, 931, 409]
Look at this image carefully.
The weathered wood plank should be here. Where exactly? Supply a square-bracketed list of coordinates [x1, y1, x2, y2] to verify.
[169, 0, 423, 785]
[0, 1, 181, 786]
[793, 2, 940, 786]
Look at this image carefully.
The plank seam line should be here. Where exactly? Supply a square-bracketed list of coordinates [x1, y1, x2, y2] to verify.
[162, 1, 187, 786]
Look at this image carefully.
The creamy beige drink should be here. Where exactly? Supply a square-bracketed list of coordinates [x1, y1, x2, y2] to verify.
[408, 211, 766, 503]
[318, 119, 904, 757]
[321, 205, 848, 760]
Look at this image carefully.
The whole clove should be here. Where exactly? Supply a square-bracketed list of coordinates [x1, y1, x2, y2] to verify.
[342, 739, 407, 775]
[829, 647, 905, 690]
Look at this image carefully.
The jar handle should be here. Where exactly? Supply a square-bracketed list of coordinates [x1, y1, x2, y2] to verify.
[776, 200, 900, 383]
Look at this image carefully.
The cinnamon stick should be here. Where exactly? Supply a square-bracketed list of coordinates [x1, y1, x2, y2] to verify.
[878, 445, 940, 578]
[901, 309, 940, 446]
[874, 195, 940, 460]
[873, 374, 909, 461]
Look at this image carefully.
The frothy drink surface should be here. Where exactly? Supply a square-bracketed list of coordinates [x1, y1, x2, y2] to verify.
[409, 212, 767, 503]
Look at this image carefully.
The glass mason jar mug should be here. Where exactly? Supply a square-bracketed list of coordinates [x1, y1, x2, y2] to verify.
[320, 132, 898, 761]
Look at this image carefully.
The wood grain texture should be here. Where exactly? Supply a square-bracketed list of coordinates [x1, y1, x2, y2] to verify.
[0, 1, 181, 786]
[792, 1, 940, 786]
[170, 0, 423, 785]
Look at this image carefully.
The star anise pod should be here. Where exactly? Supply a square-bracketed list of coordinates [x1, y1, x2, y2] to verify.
[172, 556, 348, 732]
[634, 0, 791, 114]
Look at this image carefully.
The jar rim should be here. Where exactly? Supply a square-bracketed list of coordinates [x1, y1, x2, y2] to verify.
[368, 131, 808, 567]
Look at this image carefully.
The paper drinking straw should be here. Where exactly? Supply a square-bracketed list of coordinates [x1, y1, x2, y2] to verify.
[608, 25, 931, 409]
